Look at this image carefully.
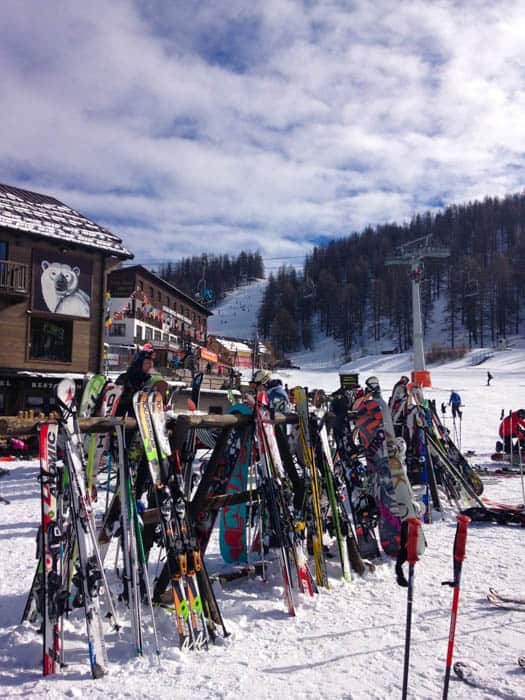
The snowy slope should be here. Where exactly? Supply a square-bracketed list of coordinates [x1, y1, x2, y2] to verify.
[2, 349, 525, 698]
[207, 279, 267, 340]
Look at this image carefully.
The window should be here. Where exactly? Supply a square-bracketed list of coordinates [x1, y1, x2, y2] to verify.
[0, 241, 7, 260]
[149, 286, 154, 298]
[137, 280, 143, 291]
[157, 291, 162, 302]
[30, 317, 73, 362]
[136, 325, 143, 340]
[154, 330, 161, 341]
[162, 333, 169, 342]
[145, 327, 152, 340]
[109, 323, 126, 337]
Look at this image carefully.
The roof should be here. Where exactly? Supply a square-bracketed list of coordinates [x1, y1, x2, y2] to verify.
[215, 338, 252, 353]
[113, 265, 212, 316]
[0, 183, 132, 259]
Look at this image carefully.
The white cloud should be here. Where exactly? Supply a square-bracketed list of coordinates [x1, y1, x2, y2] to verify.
[1, 0, 525, 266]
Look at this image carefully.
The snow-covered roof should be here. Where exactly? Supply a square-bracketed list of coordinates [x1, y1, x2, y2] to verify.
[0, 183, 132, 259]
[215, 338, 252, 353]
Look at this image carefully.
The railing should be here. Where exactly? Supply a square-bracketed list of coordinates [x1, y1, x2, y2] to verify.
[0, 260, 29, 295]
[470, 349, 495, 366]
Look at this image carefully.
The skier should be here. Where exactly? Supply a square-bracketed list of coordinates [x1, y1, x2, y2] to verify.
[116, 343, 156, 416]
[487, 371, 493, 386]
[250, 368, 272, 388]
[441, 402, 447, 418]
[448, 390, 462, 420]
[498, 409, 525, 454]
[266, 377, 292, 413]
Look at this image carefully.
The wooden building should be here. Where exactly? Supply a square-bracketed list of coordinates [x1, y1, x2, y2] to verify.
[0, 183, 132, 415]
[207, 336, 273, 371]
[106, 265, 212, 372]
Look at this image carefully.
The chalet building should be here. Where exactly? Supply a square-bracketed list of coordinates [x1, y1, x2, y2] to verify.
[0, 183, 132, 415]
[207, 336, 273, 371]
[106, 265, 212, 371]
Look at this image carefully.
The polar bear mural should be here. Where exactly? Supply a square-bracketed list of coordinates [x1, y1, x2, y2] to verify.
[40, 260, 91, 317]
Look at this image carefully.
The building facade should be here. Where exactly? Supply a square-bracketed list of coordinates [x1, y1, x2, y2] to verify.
[106, 265, 212, 372]
[0, 183, 132, 415]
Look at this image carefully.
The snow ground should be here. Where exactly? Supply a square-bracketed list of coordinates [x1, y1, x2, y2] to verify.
[2, 273, 525, 699]
[1, 347, 525, 698]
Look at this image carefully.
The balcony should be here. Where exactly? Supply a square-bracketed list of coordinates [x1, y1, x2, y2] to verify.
[0, 260, 29, 297]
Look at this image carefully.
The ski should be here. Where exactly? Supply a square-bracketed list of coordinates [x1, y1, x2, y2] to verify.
[149, 389, 211, 650]
[39, 421, 62, 675]
[55, 379, 113, 679]
[293, 386, 328, 589]
[488, 588, 525, 605]
[453, 661, 502, 693]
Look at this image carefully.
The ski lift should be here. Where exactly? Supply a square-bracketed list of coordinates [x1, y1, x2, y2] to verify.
[194, 254, 214, 306]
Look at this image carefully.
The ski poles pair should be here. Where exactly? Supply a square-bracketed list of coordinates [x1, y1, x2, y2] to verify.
[401, 515, 471, 700]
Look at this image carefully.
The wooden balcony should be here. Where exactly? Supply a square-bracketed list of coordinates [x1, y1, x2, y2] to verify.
[0, 260, 29, 297]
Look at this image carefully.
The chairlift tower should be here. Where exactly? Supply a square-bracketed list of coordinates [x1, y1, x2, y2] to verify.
[385, 235, 449, 387]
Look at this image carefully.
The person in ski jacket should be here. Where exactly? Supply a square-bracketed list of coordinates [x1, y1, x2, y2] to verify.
[116, 343, 156, 415]
[498, 409, 525, 453]
[267, 377, 292, 413]
[448, 390, 462, 419]
[487, 371, 493, 386]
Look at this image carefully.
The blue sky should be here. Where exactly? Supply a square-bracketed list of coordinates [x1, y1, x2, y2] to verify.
[2, 0, 525, 266]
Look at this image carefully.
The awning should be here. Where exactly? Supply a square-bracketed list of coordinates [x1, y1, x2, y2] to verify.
[200, 348, 218, 363]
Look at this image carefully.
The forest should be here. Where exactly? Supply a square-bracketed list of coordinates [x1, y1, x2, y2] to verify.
[257, 192, 525, 356]
[158, 251, 264, 306]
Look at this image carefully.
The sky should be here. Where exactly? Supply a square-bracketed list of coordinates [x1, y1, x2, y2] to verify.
[2, 0, 525, 268]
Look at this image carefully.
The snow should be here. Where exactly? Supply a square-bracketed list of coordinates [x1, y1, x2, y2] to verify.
[2, 345, 525, 697]
[207, 279, 267, 340]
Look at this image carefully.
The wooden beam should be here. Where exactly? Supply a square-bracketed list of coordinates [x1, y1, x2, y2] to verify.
[0, 410, 299, 436]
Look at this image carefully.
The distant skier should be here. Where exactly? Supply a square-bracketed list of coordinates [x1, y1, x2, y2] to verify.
[448, 390, 462, 420]
[440, 402, 447, 418]
[487, 371, 493, 386]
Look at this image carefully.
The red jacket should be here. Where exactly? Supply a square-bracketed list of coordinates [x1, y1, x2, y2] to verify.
[499, 412, 525, 438]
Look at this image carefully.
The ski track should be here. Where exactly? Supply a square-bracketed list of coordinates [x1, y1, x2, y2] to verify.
[2, 356, 525, 697]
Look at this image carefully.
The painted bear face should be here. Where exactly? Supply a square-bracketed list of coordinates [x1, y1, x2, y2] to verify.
[41, 261, 80, 294]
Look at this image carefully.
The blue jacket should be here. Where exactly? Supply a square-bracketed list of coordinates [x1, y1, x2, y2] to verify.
[449, 392, 461, 406]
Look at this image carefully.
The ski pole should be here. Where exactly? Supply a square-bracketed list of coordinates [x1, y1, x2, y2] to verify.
[442, 514, 471, 700]
[401, 517, 422, 700]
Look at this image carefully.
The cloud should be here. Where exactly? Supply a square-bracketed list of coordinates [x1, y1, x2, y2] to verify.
[1, 0, 525, 267]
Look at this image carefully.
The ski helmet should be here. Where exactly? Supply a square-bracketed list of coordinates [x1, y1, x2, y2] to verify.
[251, 369, 271, 385]
[365, 376, 380, 391]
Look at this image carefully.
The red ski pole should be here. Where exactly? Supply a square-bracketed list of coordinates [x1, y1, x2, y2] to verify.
[442, 514, 471, 700]
[402, 517, 422, 700]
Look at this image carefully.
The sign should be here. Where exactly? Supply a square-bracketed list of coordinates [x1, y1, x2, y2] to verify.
[32, 250, 92, 318]
[200, 348, 218, 363]
[339, 373, 359, 390]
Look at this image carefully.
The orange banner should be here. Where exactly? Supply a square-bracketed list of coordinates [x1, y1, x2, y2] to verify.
[200, 348, 218, 363]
